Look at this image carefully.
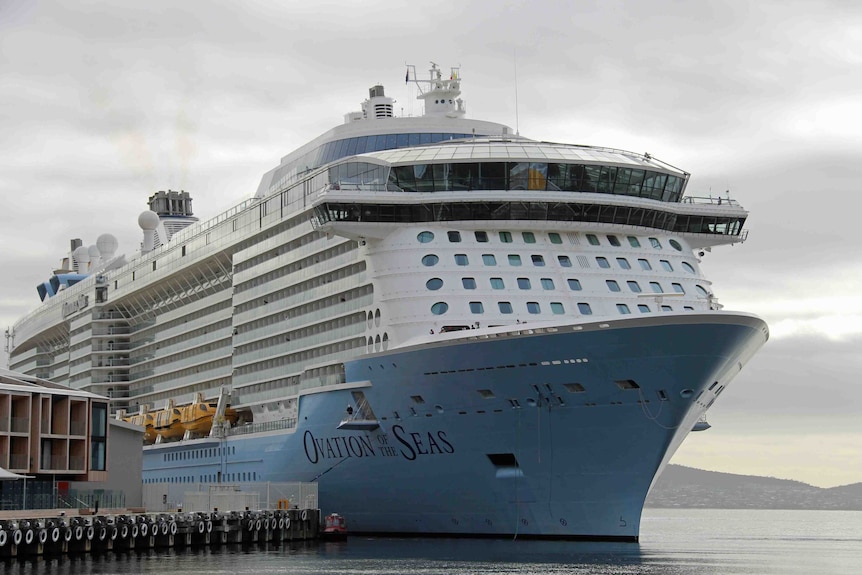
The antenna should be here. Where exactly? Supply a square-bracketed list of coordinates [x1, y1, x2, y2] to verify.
[513, 49, 520, 136]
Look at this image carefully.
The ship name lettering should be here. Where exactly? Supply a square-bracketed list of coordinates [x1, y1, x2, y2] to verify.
[303, 429, 454, 464]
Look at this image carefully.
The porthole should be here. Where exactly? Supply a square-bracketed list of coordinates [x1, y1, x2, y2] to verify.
[669, 239, 683, 251]
[426, 278, 444, 290]
[417, 231, 435, 243]
[431, 302, 449, 315]
[422, 254, 439, 266]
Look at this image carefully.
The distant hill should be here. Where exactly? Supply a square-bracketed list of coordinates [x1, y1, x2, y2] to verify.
[645, 465, 862, 510]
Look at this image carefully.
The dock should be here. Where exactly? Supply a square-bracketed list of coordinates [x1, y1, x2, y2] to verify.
[0, 507, 319, 557]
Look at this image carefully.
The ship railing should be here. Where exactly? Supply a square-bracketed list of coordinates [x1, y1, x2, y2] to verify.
[680, 195, 741, 207]
[228, 418, 297, 437]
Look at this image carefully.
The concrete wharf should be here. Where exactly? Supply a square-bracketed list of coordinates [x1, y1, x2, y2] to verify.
[0, 507, 319, 557]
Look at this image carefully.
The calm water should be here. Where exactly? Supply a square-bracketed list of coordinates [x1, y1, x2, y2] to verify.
[4, 509, 861, 574]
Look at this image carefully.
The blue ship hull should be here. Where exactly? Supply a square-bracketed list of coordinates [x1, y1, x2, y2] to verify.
[142, 312, 767, 540]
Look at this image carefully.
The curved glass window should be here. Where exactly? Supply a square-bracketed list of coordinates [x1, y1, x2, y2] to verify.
[499, 302, 513, 314]
[462, 277, 477, 289]
[637, 304, 651, 313]
[577, 302, 593, 315]
[669, 239, 683, 251]
[422, 254, 439, 266]
[426, 278, 443, 290]
[660, 260, 674, 272]
[617, 304, 631, 314]
[431, 302, 449, 315]
[638, 258, 652, 271]
[661, 305, 673, 312]
[672, 283, 685, 294]
[482, 254, 497, 266]
[695, 285, 709, 297]
[627, 281, 642, 293]
[417, 231, 435, 243]
[541, 278, 555, 290]
[650, 282, 663, 293]
[682, 261, 696, 274]
[527, 302, 541, 314]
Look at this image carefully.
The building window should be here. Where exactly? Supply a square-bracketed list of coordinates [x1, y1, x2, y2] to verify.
[606, 280, 621, 292]
[567, 279, 582, 291]
[531, 255, 545, 266]
[617, 304, 631, 314]
[660, 260, 673, 272]
[549, 233, 562, 244]
[616, 257, 631, 270]
[577, 302, 593, 315]
[522, 232, 536, 244]
[661, 305, 673, 311]
[90, 402, 108, 471]
[627, 281, 642, 293]
[596, 257, 610, 269]
[431, 302, 449, 315]
[508, 254, 522, 266]
[498, 301, 513, 314]
[448, 231, 462, 242]
[500, 231, 513, 243]
[483, 254, 497, 266]
[527, 302, 541, 314]
[418, 231, 435, 243]
[628, 236, 641, 248]
[517, 277, 532, 290]
[637, 304, 651, 313]
[682, 261, 696, 274]
[422, 254, 439, 266]
[638, 259, 651, 271]
[469, 301, 485, 314]
[558, 255, 572, 267]
[672, 283, 685, 293]
[475, 231, 489, 243]
[650, 282, 663, 293]
[586, 234, 600, 246]
[462, 277, 477, 289]
[490, 277, 505, 289]
[455, 254, 469, 266]
[650, 237, 662, 249]
[550, 302, 565, 314]
[540, 278, 555, 290]
[426, 278, 443, 290]
[695, 285, 709, 297]
[669, 239, 683, 251]
[607, 235, 621, 246]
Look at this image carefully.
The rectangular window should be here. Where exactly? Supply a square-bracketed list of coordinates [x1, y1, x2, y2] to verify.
[558, 255, 572, 267]
[577, 302, 592, 315]
[616, 258, 631, 270]
[490, 277, 505, 289]
[522, 232, 536, 243]
[627, 236, 641, 248]
[606, 280, 621, 292]
[549, 233, 562, 244]
[616, 304, 631, 314]
[475, 231, 488, 242]
[639, 259, 652, 271]
[448, 231, 462, 242]
[499, 301, 513, 314]
[567, 278, 582, 290]
[661, 260, 674, 272]
[607, 235, 621, 246]
[469, 301, 484, 314]
[500, 231, 513, 243]
[508, 254, 522, 266]
[550, 302, 565, 314]
[462, 277, 477, 289]
[637, 304, 651, 313]
[596, 257, 610, 269]
[482, 254, 497, 266]
[540, 278, 555, 290]
[455, 254, 469, 266]
[627, 281, 642, 293]
[586, 234, 600, 246]
[517, 277, 531, 290]
[527, 302, 541, 314]
[531, 255, 545, 266]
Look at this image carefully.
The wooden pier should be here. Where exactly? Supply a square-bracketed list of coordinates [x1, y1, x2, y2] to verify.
[0, 508, 319, 557]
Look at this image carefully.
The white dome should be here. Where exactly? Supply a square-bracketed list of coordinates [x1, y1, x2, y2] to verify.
[88, 244, 101, 258]
[96, 233, 119, 257]
[138, 210, 160, 231]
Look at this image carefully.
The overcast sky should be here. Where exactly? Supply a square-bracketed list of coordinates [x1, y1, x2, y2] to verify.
[2, 0, 860, 488]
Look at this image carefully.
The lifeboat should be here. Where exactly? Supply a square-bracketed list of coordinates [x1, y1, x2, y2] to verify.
[180, 401, 238, 435]
[122, 411, 156, 444]
[152, 404, 184, 441]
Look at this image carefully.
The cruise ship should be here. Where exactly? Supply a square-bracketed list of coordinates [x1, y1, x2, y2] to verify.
[5, 63, 768, 541]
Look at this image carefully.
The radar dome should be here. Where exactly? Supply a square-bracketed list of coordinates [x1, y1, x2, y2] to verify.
[88, 244, 101, 258]
[96, 233, 119, 257]
[138, 210, 160, 231]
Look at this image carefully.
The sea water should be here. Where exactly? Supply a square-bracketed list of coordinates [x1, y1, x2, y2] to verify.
[4, 509, 861, 574]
